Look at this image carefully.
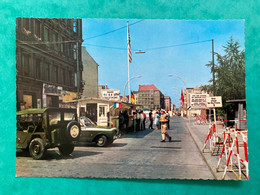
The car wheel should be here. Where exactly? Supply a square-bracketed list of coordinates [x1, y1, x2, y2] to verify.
[66, 121, 81, 141]
[96, 135, 108, 147]
[29, 138, 46, 160]
[58, 144, 74, 155]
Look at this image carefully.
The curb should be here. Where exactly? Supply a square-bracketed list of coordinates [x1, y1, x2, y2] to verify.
[184, 119, 218, 180]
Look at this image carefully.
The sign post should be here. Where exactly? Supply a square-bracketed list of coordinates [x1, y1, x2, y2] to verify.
[206, 96, 222, 142]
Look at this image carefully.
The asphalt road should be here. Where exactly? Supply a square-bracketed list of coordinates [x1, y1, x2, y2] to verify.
[16, 116, 215, 179]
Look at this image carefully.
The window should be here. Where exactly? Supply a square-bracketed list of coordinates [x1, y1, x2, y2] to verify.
[34, 20, 41, 38]
[23, 95, 32, 109]
[44, 27, 49, 42]
[53, 32, 58, 50]
[23, 54, 30, 76]
[73, 19, 77, 32]
[46, 63, 50, 81]
[53, 65, 58, 83]
[73, 43, 77, 60]
[99, 106, 106, 117]
[64, 112, 76, 121]
[48, 112, 61, 125]
[22, 18, 30, 30]
[36, 59, 41, 79]
[60, 37, 64, 53]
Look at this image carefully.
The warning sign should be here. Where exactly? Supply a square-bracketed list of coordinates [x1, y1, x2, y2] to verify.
[206, 96, 222, 108]
[189, 94, 209, 109]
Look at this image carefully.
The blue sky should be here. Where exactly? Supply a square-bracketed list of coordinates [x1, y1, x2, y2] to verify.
[82, 19, 244, 106]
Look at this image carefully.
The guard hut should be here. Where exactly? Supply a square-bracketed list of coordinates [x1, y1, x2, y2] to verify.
[63, 98, 141, 129]
[226, 99, 247, 130]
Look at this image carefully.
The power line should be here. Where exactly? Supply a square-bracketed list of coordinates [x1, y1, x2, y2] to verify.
[82, 39, 213, 51]
[84, 20, 144, 40]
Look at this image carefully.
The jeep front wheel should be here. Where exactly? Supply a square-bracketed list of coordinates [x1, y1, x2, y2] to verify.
[58, 144, 74, 155]
[29, 138, 46, 160]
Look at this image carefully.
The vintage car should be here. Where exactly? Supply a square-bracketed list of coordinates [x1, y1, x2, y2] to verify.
[16, 108, 81, 160]
[79, 117, 120, 147]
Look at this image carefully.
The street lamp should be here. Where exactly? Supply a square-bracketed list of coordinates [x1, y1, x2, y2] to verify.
[123, 75, 142, 102]
[168, 74, 187, 89]
[168, 74, 188, 118]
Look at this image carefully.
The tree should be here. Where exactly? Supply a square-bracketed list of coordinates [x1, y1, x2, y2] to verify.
[206, 37, 245, 114]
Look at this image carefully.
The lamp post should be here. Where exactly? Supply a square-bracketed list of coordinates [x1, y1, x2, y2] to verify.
[123, 75, 142, 102]
[168, 74, 188, 118]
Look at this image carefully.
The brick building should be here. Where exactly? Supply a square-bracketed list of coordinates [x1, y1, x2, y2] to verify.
[16, 18, 83, 111]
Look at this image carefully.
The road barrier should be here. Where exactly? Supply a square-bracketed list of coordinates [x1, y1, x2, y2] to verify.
[216, 120, 248, 180]
[195, 115, 207, 125]
[202, 123, 217, 153]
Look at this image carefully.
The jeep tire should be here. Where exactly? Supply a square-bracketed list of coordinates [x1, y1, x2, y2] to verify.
[66, 121, 81, 141]
[58, 144, 74, 155]
[96, 135, 108, 147]
[29, 138, 46, 160]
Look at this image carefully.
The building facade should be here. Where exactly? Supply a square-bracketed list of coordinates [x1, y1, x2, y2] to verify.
[164, 96, 171, 111]
[16, 18, 83, 111]
[135, 84, 164, 110]
[82, 46, 98, 98]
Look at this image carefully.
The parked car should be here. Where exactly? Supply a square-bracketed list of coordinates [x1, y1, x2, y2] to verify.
[79, 117, 120, 147]
[16, 108, 81, 159]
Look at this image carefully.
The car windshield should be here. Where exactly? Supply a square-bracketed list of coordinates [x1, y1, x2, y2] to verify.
[80, 117, 95, 127]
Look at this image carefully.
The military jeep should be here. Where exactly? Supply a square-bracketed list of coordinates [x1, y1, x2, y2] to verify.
[16, 108, 81, 160]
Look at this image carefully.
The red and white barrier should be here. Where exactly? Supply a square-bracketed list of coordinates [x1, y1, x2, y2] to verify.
[202, 123, 217, 153]
[195, 115, 207, 125]
[217, 120, 248, 180]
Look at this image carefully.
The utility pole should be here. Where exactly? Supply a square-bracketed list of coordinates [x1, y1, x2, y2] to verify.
[212, 39, 215, 96]
[127, 21, 131, 103]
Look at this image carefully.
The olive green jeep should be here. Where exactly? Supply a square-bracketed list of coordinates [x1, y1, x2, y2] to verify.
[16, 108, 81, 160]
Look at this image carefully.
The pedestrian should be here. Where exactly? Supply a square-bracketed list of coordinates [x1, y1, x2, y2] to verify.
[153, 111, 160, 130]
[159, 110, 172, 142]
[123, 110, 129, 132]
[166, 111, 170, 129]
[119, 111, 124, 130]
[133, 112, 137, 132]
[158, 110, 162, 129]
[149, 110, 153, 129]
[140, 111, 144, 130]
[136, 111, 140, 131]
[142, 111, 146, 130]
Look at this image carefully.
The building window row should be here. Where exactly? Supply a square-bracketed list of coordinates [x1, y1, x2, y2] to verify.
[19, 52, 75, 87]
[20, 18, 78, 60]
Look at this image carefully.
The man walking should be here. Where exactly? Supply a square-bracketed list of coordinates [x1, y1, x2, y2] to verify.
[159, 110, 172, 142]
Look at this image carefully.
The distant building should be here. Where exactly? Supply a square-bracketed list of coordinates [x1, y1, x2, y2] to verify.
[82, 46, 98, 98]
[135, 84, 164, 110]
[164, 96, 171, 111]
[98, 85, 107, 98]
[16, 18, 83, 110]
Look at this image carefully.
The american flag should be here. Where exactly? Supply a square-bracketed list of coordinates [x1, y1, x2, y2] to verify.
[127, 23, 132, 63]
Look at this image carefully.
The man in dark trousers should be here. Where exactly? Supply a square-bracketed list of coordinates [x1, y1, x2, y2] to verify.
[149, 110, 153, 129]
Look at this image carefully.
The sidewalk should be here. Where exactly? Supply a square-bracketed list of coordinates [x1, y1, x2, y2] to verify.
[185, 117, 239, 180]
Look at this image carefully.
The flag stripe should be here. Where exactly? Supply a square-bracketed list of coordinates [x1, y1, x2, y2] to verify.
[128, 25, 132, 63]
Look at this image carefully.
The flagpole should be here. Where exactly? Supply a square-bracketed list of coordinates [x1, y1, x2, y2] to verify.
[127, 21, 131, 103]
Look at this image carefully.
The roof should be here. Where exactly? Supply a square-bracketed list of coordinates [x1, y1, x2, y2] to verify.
[138, 84, 159, 91]
[17, 108, 48, 115]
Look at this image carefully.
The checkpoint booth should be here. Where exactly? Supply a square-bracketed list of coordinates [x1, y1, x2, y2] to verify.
[63, 97, 142, 129]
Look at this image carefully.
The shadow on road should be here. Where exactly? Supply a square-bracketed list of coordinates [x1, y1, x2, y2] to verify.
[150, 146, 182, 149]
[16, 149, 102, 160]
[123, 129, 154, 139]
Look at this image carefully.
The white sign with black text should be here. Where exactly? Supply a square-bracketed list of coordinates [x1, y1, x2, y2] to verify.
[206, 96, 222, 108]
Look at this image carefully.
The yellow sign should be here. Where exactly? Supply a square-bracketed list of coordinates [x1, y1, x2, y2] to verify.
[62, 91, 78, 102]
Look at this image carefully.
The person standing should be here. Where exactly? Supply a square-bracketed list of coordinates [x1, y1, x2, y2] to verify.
[140, 111, 144, 130]
[133, 112, 137, 132]
[149, 110, 153, 129]
[159, 110, 172, 142]
[142, 111, 146, 130]
[153, 111, 160, 130]
[136, 111, 140, 131]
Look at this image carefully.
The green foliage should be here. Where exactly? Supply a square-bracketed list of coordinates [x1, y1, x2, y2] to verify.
[206, 37, 245, 113]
